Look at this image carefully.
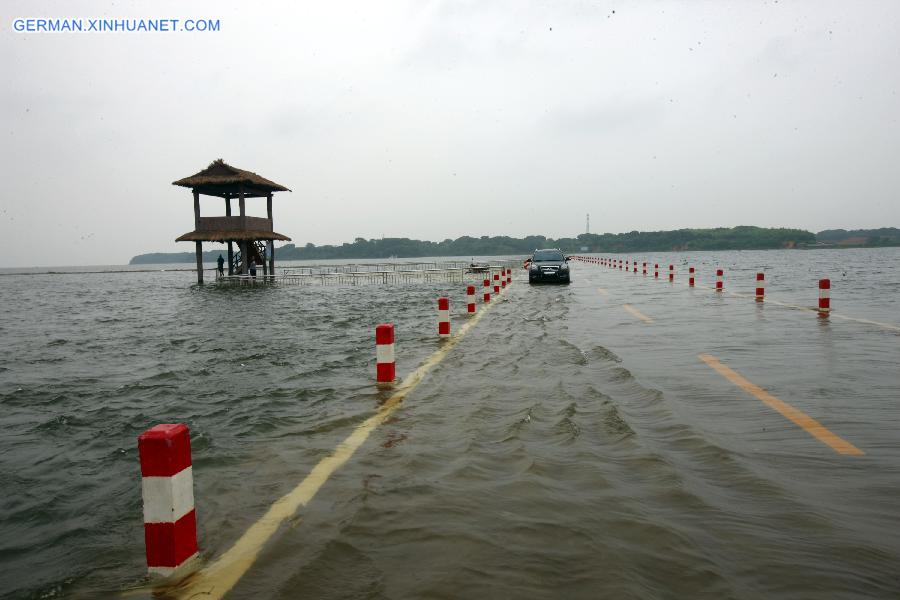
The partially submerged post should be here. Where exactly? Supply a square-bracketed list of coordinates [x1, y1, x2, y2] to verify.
[173, 159, 292, 284]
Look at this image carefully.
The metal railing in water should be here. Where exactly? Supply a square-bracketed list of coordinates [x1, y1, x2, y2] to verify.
[278, 260, 522, 286]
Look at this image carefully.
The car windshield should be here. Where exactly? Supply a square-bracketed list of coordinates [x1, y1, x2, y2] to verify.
[533, 250, 564, 262]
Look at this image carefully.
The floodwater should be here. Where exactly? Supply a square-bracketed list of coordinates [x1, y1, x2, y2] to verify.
[1, 248, 899, 599]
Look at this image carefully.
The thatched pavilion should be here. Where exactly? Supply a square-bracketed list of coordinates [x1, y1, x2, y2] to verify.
[174, 159, 292, 284]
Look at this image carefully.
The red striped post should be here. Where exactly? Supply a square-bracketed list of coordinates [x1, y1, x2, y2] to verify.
[668, 264, 674, 282]
[493, 271, 500, 294]
[438, 297, 450, 337]
[715, 269, 724, 292]
[466, 285, 476, 313]
[501, 269, 507, 289]
[818, 279, 831, 316]
[375, 324, 396, 383]
[642, 262, 647, 276]
[689, 266, 695, 287]
[507, 268, 512, 284]
[138, 424, 198, 578]
[483, 278, 491, 303]
[619, 260, 623, 270]
[654, 264, 659, 279]
[633, 262, 637, 273]
[755, 272, 765, 301]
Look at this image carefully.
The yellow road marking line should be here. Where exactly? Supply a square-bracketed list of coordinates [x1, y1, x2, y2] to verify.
[597, 287, 609, 296]
[698, 353, 864, 456]
[622, 304, 653, 324]
[829, 312, 900, 332]
[167, 289, 507, 600]
[673, 283, 900, 333]
[762, 298, 900, 332]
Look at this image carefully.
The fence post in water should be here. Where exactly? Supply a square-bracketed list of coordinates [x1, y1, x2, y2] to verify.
[483, 278, 491, 303]
[716, 269, 724, 292]
[438, 297, 450, 338]
[818, 279, 831, 316]
[376, 324, 396, 384]
[756, 273, 765, 301]
[689, 266, 695, 287]
[138, 423, 198, 578]
[467, 285, 476, 313]
[669, 264, 674, 282]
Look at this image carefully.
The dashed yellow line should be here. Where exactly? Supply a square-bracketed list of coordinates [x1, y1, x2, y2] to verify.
[622, 304, 654, 324]
[166, 289, 507, 600]
[699, 353, 863, 456]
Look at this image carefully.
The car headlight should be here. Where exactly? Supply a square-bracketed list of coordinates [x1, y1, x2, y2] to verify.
[560, 263, 569, 270]
[530, 263, 538, 270]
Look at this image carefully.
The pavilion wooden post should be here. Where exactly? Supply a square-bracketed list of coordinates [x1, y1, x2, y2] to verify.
[195, 241, 204, 284]
[238, 186, 247, 274]
[225, 196, 234, 275]
[193, 190, 203, 284]
[267, 193, 275, 275]
[270, 242, 275, 276]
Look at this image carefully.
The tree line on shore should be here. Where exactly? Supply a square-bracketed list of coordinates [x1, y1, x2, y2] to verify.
[130, 226, 900, 264]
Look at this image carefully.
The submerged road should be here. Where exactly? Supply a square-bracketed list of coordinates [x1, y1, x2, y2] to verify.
[159, 257, 900, 600]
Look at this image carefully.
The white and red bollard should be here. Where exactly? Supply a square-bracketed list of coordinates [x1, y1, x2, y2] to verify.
[755, 273, 765, 301]
[715, 269, 724, 292]
[438, 297, 450, 337]
[619, 260, 623, 270]
[493, 272, 500, 294]
[818, 279, 831, 316]
[668, 264, 674, 282]
[654, 264, 659, 278]
[138, 423, 198, 578]
[507, 269, 512, 285]
[689, 266, 695, 287]
[466, 285, 476, 313]
[501, 269, 507, 289]
[633, 262, 637, 273]
[642, 262, 647, 276]
[376, 323, 396, 383]
[483, 278, 491, 303]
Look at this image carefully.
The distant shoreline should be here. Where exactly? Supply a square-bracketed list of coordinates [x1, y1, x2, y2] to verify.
[129, 226, 900, 265]
[2, 243, 899, 272]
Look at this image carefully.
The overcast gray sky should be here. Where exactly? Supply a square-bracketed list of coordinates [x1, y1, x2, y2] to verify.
[2, 0, 899, 266]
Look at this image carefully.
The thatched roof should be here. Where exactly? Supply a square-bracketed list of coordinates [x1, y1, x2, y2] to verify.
[176, 230, 291, 243]
[173, 159, 291, 196]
